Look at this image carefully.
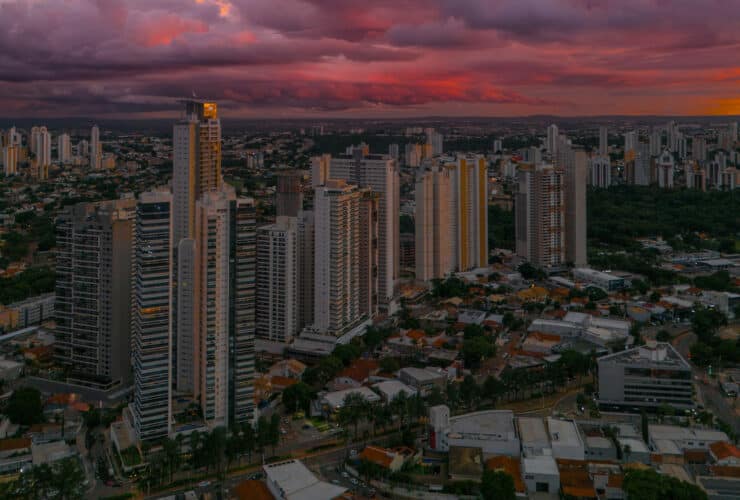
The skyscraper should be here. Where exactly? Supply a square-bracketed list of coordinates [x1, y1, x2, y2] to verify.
[256, 217, 299, 344]
[558, 144, 588, 267]
[515, 164, 565, 268]
[132, 190, 173, 442]
[322, 152, 399, 307]
[313, 180, 373, 336]
[29, 126, 40, 155]
[649, 128, 662, 156]
[55, 199, 136, 388]
[2, 145, 18, 176]
[35, 126, 51, 179]
[546, 124, 559, 155]
[276, 171, 304, 217]
[693, 137, 707, 162]
[296, 211, 315, 331]
[598, 126, 608, 157]
[451, 155, 489, 271]
[588, 156, 611, 188]
[190, 187, 256, 428]
[624, 131, 637, 154]
[655, 150, 675, 188]
[58, 133, 72, 164]
[90, 125, 101, 169]
[415, 163, 453, 282]
[172, 100, 222, 393]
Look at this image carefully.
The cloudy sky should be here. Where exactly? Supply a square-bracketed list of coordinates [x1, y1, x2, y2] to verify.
[2, 0, 739, 118]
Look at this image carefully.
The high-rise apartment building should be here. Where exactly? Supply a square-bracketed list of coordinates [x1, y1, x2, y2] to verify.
[58, 133, 72, 164]
[515, 164, 565, 268]
[2, 145, 18, 176]
[190, 188, 256, 428]
[35, 126, 51, 179]
[256, 217, 299, 344]
[296, 211, 315, 330]
[558, 144, 588, 267]
[276, 171, 304, 217]
[404, 143, 422, 167]
[132, 190, 173, 442]
[426, 128, 444, 155]
[624, 131, 637, 153]
[415, 155, 488, 280]
[55, 199, 136, 389]
[649, 128, 662, 156]
[415, 163, 453, 281]
[313, 180, 374, 336]
[172, 100, 222, 393]
[546, 124, 559, 155]
[90, 125, 101, 169]
[655, 150, 675, 188]
[450, 155, 489, 272]
[693, 137, 707, 162]
[29, 126, 40, 155]
[588, 156, 611, 188]
[598, 126, 608, 157]
[323, 152, 399, 306]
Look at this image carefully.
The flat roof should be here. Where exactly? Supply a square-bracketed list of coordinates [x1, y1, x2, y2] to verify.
[449, 410, 517, 440]
[522, 455, 559, 476]
[372, 380, 417, 400]
[617, 437, 649, 454]
[399, 366, 445, 382]
[321, 387, 381, 409]
[547, 418, 583, 448]
[649, 424, 729, 443]
[518, 417, 549, 446]
[264, 459, 347, 500]
[598, 342, 691, 369]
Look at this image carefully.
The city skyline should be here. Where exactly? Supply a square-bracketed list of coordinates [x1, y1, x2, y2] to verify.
[2, 0, 740, 118]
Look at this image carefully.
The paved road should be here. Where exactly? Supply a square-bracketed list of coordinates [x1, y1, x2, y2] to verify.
[672, 330, 740, 435]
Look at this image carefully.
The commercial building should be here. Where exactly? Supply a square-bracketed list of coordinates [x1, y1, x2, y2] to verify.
[429, 406, 520, 457]
[398, 367, 446, 396]
[547, 418, 585, 460]
[522, 455, 560, 494]
[598, 342, 693, 410]
[131, 190, 173, 441]
[55, 199, 136, 389]
[515, 163, 565, 268]
[573, 267, 626, 291]
[649, 425, 729, 451]
[263, 459, 347, 500]
[257, 217, 299, 344]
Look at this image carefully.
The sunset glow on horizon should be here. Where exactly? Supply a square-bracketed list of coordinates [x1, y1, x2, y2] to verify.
[1, 0, 739, 118]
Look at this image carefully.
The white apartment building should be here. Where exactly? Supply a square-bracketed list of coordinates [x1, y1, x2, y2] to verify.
[588, 156, 611, 188]
[57, 133, 72, 164]
[256, 217, 299, 344]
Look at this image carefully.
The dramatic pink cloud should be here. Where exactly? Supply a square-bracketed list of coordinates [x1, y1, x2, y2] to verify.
[0, 0, 738, 117]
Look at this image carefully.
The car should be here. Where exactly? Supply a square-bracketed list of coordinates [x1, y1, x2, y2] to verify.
[342, 472, 349, 478]
[198, 481, 211, 488]
[331, 479, 340, 485]
[351, 478, 358, 485]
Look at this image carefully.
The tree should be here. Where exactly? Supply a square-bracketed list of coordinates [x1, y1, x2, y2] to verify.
[5, 387, 45, 425]
[481, 470, 516, 500]
[379, 357, 400, 374]
[623, 468, 707, 500]
[338, 393, 371, 440]
[518, 262, 545, 280]
[282, 381, 314, 414]
[461, 336, 495, 370]
[463, 323, 485, 339]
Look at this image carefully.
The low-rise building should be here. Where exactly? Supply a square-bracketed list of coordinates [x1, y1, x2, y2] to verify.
[649, 425, 730, 452]
[319, 387, 381, 413]
[429, 406, 520, 457]
[573, 268, 626, 291]
[522, 454, 560, 495]
[372, 380, 417, 402]
[547, 418, 585, 461]
[263, 459, 347, 500]
[598, 342, 693, 411]
[398, 367, 446, 396]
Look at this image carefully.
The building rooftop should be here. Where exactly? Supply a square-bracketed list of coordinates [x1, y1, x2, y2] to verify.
[263, 459, 347, 500]
[617, 437, 649, 454]
[372, 380, 417, 401]
[448, 446, 484, 479]
[547, 418, 583, 449]
[649, 425, 729, 444]
[399, 366, 445, 383]
[598, 342, 691, 369]
[449, 410, 517, 440]
[321, 387, 381, 410]
[522, 454, 559, 476]
[518, 417, 550, 449]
